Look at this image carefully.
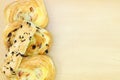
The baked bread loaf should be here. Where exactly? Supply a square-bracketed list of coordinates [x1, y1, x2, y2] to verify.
[4, 0, 48, 28]
[10, 55, 55, 80]
[2, 0, 55, 79]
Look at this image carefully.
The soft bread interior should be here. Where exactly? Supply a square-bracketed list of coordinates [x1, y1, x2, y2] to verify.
[3, 21, 52, 55]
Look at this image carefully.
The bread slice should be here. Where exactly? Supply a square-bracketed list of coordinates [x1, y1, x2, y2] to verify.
[2, 21, 36, 77]
[3, 21, 52, 55]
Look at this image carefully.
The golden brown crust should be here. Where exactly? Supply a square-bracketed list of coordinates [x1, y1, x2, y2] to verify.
[2, 0, 55, 79]
[10, 55, 55, 80]
[4, 0, 48, 28]
[26, 28, 52, 55]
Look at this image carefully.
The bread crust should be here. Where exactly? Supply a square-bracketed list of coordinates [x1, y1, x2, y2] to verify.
[4, 0, 48, 28]
[15, 55, 55, 80]
[2, 0, 55, 80]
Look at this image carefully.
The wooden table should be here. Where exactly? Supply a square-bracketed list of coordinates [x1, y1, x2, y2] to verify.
[0, 0, 120, 80]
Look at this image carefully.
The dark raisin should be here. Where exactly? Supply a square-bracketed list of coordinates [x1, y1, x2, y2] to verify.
[3, 71, 5, 74]
[21, 39, 26, 42]
[16, 53, 27, 57]
[22, 36, 24, 39]
[6, 67, 9, 69]
[8, 33, 12, 37]
[18, 71, 23, 77]
[29, 36, 32, 40]
[11, 52, 14, 55]
[10, 67, 13, 71]
[46, 44, 49, 46]
[13, 71, 15, 73]
[16, 53, 20, 56]
[9, 43, 12, 47]
[20, 54, 28, 57]
[36, 26, 40, 29]
[32, 45, 36, 49]
[13, 29, 18, 32]
[14, 40, 17, 43]
[30, 7, 34, 12]
[27, 22, 29, 24]
[10, 69, 16, 75]
[8, 38, 10, 41]
[27, 22, 31, 26]
[20, 25, 23, 28]
[36, 29, 39, 32]
[7, 62, 10, 64]
[24, 32, 27, 34]
[5, 54, 7, 57]
[45, 49, 48, 53]
[12, 71, 16, 75]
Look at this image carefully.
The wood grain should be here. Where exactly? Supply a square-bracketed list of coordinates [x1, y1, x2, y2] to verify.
[1, 0, 120, 80]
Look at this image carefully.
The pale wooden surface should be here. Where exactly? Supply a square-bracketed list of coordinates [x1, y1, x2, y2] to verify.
[1, 0, 120, 80]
